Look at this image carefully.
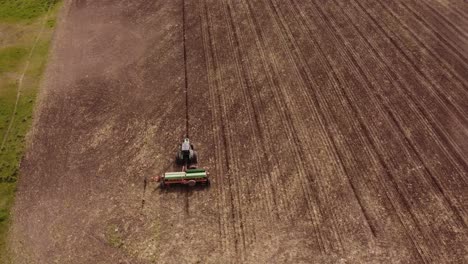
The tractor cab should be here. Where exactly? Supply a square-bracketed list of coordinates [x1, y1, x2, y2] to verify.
[181, 138, 191, 155]
[176, 138, 197, 165]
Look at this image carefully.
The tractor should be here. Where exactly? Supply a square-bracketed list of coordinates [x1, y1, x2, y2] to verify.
[176, 138, 197, 166]
[148, 138, 209, 187]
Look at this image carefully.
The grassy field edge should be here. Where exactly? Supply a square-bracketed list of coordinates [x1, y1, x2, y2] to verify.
[0, 1, 62, 263]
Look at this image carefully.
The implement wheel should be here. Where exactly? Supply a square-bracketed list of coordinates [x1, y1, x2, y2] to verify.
[187, 180, 196, 187]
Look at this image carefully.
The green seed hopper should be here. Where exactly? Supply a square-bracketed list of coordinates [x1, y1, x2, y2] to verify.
[156, 168, 210, 187]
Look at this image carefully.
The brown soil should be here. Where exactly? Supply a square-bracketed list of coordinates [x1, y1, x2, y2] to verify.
[9, 0, 468, 263]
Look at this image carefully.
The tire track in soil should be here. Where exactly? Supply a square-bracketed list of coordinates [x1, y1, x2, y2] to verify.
[197, 0, 225, 253]
[286, 0, 436, 258]
[344, 0, 468, 166]
[378, 0, 468, 80]
[327, 0, 468, 257]
[421, 0, 468, 38]
[296, 0, 454, 260]
[201, 0, 244, 258]
[405, 0, 468, 44]
[336, 0, 468, 205]
[180, 0, 229, 260]
[243, 0, 339, 253]
[354, 0, 468, 108]
[245, 0, 379, 254]
[225, 0, 288, 224]
[394, 0, 468, 61]
[275, 0, 379, 237]
[234, 0, 331, 254]
[330, 0, 468, 182]
[430, 0, 468, 22]
[232, 0, 308, 226]
[181, 0, 191, 217]
[199, 0, 230, 255]
[229, 0, 320, 228]
[207, 1, 258, 258]
[260, 0, 387, 249]
[276, 1, 430, 260]
[330, 0, 468, 223]
[206, 3, 256, 258]
[240, 1, 341, 252]
[223, 0, 281, 230]
[265, 0, 377, 241]
[300, 0, 468, 260]
[12, 0, 468, 262]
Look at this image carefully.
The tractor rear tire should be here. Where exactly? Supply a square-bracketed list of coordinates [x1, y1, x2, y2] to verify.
[175, 152, 184, 165]
[191, 151, 198, 164]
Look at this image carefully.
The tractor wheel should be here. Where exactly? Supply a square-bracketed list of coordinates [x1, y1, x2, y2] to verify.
[175, 152, 184, 165]
[191, 151, 198, 164]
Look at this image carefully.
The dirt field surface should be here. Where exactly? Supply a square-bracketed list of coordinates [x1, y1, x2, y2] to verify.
[9, 0, 468, 263]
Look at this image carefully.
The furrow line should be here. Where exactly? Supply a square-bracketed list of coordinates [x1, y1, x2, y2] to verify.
[205, 1, 247, 258]
[276, 0, 384, 238]
[322, 0, 468, 253]
[246, 0, 350, 252]
[331, 0, 468, 222]
[357, 0, 468, 93]
[414, 0, 468, 40]
[300, 0, 438, 255]
[384, 0, 468, 74]
[240, 0, 330, 253]
[286, 1, 429, 259]
[227, 0, 301, 223]
[269, 0, 377, 240]
[290, 0, 429, 252]
[344, 0, 468, 173]
[219, 0, 264, 252]
[437, 0, 468, 21]
[224, 0, 274, 247]
[200, 0, 230, 254]
[397, 0, 467, 59]
[225, 0, 283, 223]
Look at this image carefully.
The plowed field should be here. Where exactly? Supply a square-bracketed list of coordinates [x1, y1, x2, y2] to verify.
[9, 0, 467, 263]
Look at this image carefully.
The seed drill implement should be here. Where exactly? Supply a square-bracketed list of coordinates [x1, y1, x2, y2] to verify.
[150, 138, 210, 187]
